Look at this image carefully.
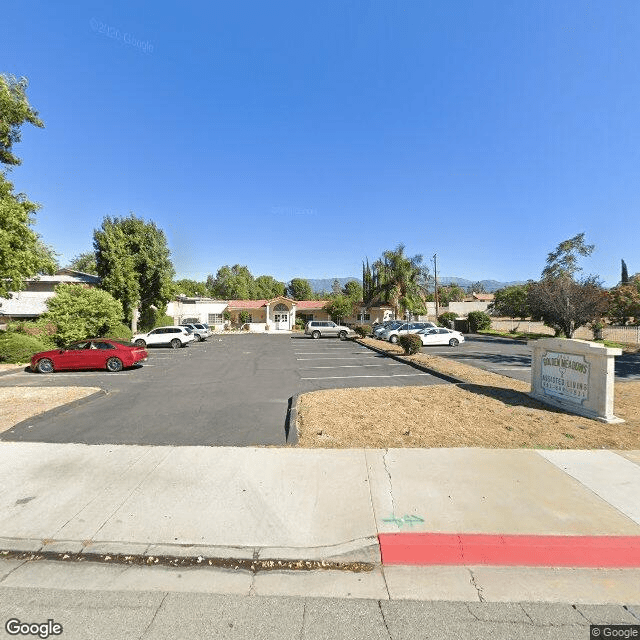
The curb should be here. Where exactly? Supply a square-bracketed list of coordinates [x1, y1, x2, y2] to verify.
[285, 393, 300, 444]
[6, 389, 108, 433]
[354, 338, 466, 385]
[379, 533, 640, 568]
[0, 365, 27, 377]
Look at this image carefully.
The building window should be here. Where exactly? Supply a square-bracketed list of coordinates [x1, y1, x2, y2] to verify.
[273, 303, 288, 312]
[357, 311, 370, 322]
[208, 313, 223, 324]
[298, 313, 314, 323]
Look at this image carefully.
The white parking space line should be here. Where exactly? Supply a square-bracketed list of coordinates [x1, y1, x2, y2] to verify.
[300, 364, 405, 369]
[301, 373, 430, 380]
[296, 356, 379, 361]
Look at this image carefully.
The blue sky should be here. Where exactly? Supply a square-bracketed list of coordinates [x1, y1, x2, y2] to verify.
[3, 1, 639, 287]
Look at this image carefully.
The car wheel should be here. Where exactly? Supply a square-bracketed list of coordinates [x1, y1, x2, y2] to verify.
[312, 331, 320, 339]
[37, 358, 54, 374]
[106, 357, 123, 372]
[134, 339, 146, 347]
[390, 335, 398, 344]
[449, 338, 459, 347]
[195, 334, 202, 342]
[338, 330, 347, 340]
[171, 338, 181, 349]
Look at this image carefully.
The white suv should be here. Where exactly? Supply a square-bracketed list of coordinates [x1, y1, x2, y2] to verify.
[132, 326, 195, 349]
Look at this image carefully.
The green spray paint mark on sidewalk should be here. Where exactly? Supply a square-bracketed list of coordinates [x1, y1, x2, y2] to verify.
[382, 514, 425, 529]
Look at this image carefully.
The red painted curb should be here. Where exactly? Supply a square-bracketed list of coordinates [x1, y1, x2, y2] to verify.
[378, 533, 640, 567]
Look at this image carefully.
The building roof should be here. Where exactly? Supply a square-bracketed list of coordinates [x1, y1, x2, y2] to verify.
[27, 269, 101, 285]
[472, 293, 495, 301]
[0, 291, 53, 317]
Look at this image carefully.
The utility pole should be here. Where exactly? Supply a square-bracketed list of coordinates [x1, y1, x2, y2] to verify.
[433, 254, 439, 319]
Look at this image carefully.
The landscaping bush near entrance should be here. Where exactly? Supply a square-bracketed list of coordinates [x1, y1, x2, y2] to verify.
[0, 332, 49, 364]
[468, 311, 491, 332]
[398, 333, 422, 355]
[438, 312, 458, 327]
[353, 324, 372, 338]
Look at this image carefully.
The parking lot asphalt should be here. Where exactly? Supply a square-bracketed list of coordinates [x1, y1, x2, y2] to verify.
[0, 334, 446, 447]
[417, 334, 640, 382]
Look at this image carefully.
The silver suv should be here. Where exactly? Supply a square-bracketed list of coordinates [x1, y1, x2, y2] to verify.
[180, 323, 211, 341]
[305, 320, 352, 339]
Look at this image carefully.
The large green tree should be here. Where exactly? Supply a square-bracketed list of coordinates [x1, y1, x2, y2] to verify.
[528, 234, 607, 338]
[343, 280, 363, 301]
[41, 284, 123, 346]
[94, 214, 174, 328]
[206, 265, 255, 299]
[287, 278, 313, 300]
[324, 295, 354, 323]
[173, 278, 208, 297]
[253, 275, 286, 299]
[607, 275, 640, 325]
[68, 251, 98, 275]
[491, 284, 531, 319]
[0, 74, 56, 296]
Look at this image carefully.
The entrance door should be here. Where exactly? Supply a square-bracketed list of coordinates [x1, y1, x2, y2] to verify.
[274, 313, 288, 330]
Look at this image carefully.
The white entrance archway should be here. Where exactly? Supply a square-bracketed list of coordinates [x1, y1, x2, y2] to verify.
[273, 303, 289, 330]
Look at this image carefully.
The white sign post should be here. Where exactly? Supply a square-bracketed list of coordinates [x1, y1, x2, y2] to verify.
[529, 338, 623, 423]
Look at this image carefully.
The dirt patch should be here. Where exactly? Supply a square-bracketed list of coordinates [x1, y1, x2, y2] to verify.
[0, 387, 101, 434]
[296, 338, 640, 449]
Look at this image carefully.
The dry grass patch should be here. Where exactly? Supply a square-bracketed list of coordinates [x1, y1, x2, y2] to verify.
[295, 338, 640, 449]
[0, 387, 101, 434]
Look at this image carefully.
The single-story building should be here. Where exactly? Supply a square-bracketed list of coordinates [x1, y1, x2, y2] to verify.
[166, 296, 395, 331]
[0, 269, 101, 325]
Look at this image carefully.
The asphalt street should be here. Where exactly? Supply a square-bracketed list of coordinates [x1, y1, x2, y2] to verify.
[0, 335, 446, 447]
[417, 334, 640, 382]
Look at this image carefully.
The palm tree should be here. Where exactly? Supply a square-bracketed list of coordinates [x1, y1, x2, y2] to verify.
[371, 244, 429, 319]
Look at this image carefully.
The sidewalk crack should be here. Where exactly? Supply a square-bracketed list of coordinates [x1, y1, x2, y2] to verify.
[0, 559, 28, 584]
[91, 449, 174, 540]
[139, 592, 168, 640]
[624, 605, 640, 622]
[298, 602, 307, 640]
[377, 601, 393, 639]
[467, 568, 486, 602]
[572, 604, 592, 623]
[381, 449, 396, 515]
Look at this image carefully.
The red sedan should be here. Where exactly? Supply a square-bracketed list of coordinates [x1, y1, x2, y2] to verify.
[31, 339, 148, 373]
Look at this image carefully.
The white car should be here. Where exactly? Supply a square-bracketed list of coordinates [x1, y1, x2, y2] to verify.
[381, 322, 436, 344]
[132, 326, 195, 349]
[416, 327, 465, 347]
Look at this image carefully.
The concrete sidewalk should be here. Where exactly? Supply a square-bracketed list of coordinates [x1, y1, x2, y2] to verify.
[2, 443, 640, 603]
[1, 443, 639, 560]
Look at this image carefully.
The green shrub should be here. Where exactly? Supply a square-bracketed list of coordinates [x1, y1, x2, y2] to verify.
[353, 324, 372, 338]
[468, 310, 492, 332]
[398, 333, 422, 355]
[11, 320, 57, 349]
[152, 314, 174, 328]
[437, 312, 458, 327]
[0, 332, 50, 364]
[41, 284, 124, 346]
[107, 323, 133, 342]
[295, 317, 306, 330]
[239, 311, 251, 324]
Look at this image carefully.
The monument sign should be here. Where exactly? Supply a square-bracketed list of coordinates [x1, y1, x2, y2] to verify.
[529, 338, 623, 423]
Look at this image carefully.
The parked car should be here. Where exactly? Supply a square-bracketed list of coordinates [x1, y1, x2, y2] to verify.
[131, 326, 195, 349]
[381, 322, 437, 343]
[180, 322, 211, 341]
[416, 327, 465, 347]
[373, 320, 402, 339]
[31, 339, 148, 373]
[304, 320, 352, 339]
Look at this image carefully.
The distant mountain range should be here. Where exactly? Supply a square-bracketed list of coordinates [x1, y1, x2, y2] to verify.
[307, 277, 525, 294]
